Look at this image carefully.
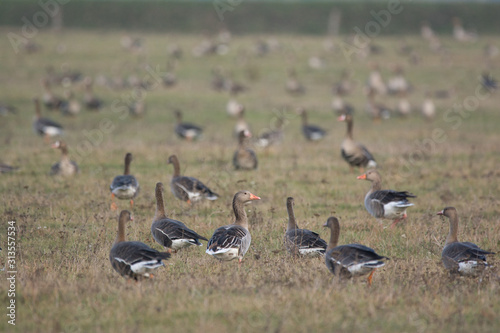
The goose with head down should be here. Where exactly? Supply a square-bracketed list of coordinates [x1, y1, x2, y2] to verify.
[206, 190, 260, 263]
[323, 216, 388, 285]
[437, 207, 495, 276]
[110, 210, 170, 280]
[284, 197, 327, 257]
[167, 155, 218, 205]
[110, 153, 140, 210]
[151, 182, 208, 252]
[357, 169, 415, 228]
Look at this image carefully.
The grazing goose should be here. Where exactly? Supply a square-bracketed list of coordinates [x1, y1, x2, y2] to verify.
[206, 190, 260, 263]
[83, 77, 103, 111]
[233, 130, 258, 170]
[174, 109, 203, 141]
[257, 117, 284, 148]
[32, 98, 63, 141]
[151, 182, 208, 252]
[357, 169, 416, 227]
[338, 112, 376, 172]
[437, 207, 495, 276]
[299, 108, 326, 141]
[110, 210, 170, 280]
[284, 197, 327, 257]
[323, 216, 388, 285]
[50, 141, 79, 177]
[110, 153, 140, 210]
[167, 155, 219, 204]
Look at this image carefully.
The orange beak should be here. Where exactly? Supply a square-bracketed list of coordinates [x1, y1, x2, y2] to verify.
[337, 114, 346, 122]
[249, 193, 261, 201]
[436, 210, 444, 216]
[357, 174, 367, 180]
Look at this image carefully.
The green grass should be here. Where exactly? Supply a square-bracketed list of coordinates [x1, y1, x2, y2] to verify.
[0, 28, 500, 332]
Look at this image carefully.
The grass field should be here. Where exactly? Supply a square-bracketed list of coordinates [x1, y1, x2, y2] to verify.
[0, 28, 500, 332]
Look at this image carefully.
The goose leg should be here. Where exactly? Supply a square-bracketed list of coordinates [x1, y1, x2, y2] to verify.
[129, 199, 134, 209]
[390, 219, 401, 228]
[111, 193, 118, 211]
[367, 270, 376, 286]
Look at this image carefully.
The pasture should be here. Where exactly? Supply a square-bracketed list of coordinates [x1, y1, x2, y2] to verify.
[0, 28, 499, 332]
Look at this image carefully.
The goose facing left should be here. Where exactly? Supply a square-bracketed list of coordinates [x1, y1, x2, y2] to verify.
[33, 98, 63, 141]
[109, 210, 170, 280]
[110, 153, 140, 210]
[50, 141, 79, 177]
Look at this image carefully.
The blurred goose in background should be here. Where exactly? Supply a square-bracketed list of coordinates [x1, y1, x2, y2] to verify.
[151, 182, 208, 252]
[331, 93, 354, 115]
[233, 109, 251, 138]
[110, 210, 170, 280]
[60, 90, 81, 117]
[421, 92, 436, 121]
[387, 66, 411, 95]
[299, 108, 326, 141]
[83, 77, 103, 111]
[206, 190, 260, 263]
[226, 97, 245, 117]
[395, 93, 412, 117]
[110, 153, 140, 211]
[0, 162, 18, 174]
[284, 197, 327, 257]
[420, 21, 435, 42]
[41, 78, 63, 111]
[233, 130, 258, 170]
[32, 98, 63, 141]
[50, 141, 79, 177]
[437, 207, 495, 276]
[338, 112, 376, 172]
[357, 170, 416, 228]
[162, 60, 177, 88]
[257, 117, 284, 149]
[452, 17, 477, 42]
[174, 109, 203, 141]
[211, 67, 226, 92]
[365, 88, 391, 122]
[480, 72, 497, 91]
[167, 155, 219, 204]
[285, 68, 305, 96]
[128, 99, 147, 118]
[366, 64, 387, 96]
[323, 216, 388, 286]
[0, 103, 17, 116]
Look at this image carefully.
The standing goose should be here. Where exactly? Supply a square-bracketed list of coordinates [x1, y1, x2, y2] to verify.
[285, 68, 305, 95]
[338, 112, 376, 172]
[167, 155, 219, 204]
[284, 197, 327, 257]
[110, 153, 140, 210]
[324, 216, 388, 285]
[206, 190, 261, 263]
[233, 130, 258, 170]
[437, 207, 495, 276]
[357, 169, 416, 228]
[40, 78, 63, 111]
[257, 117, 284, 149]
[110, 210, 170, 280]
[174, 109, 203, 141]
[233, 109, 252, 138]
[299, 108, 326, 141]
[50, 141, 79, 177]
[33, 98, 63, 142]
[151, 182, 208, 252]
[83, 77, 103, 111]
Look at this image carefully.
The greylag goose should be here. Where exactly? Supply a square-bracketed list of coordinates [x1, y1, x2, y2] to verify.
[233, 109, 252, 138]
[167, 155, 219, 204]
[226, 98, 245, 117]
[32, 98, 63, 141]
[60, 91, 81, 117]
[83, 77, 103, 111]
[284, 197, 327, 257]
[421, 92, 436, 121]
[206, 190, 260, 263]
[110, 153, 140, 210]
[110, 210, 170, 280]
[151, 182, 208, 252]
[437, 207, 495, 276]
[40, 78, 63, 111]
[0, 163, 18, 174]
[257, 118, 284, 148]
[299, 108, 326, 141]
[357, 169, 416, 228]
[174, 109, 203, 141]
[128, 99, 147, 118]
[233, 130, 258, 170]
[162, 60, 177, 88]
[50, 141, 79, 176]
[366, 64, 387, 96]
[324, 216, 388, 285]
[285, 69, 305, 96]
[338, 112, 376, 172]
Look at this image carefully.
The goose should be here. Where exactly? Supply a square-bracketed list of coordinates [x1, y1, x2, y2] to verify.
[366, 65, 387, 96]
[226, 98, 245, 117]
[162, 60, 177, 88]
[338, 112, 376, 172]
[32, 98, 63, 141]
[60, 90, 81, 117]
[128, 99, 147, 118]
[323, 216, 388, 285]
[174, 109, 203, 141]
[233, 130, 258, 170]
[395, 95, 411, 117]
[40, 78, 63, 111]
[233, 109, 251, 138]
[285, 69, 305, 96]
[357, 169, 416, 227]
[83, 77, 103, 111]
[0, 163, 18, 174]
[421, 92, 436, 121]
[110, 210, 170, 280]
[206, 190, 260, 263]
[299, 108, 326, 141]
[284, 197, 327, 257]
[333, 70, 354, 96]
[50, 141, 79, 177]
[437, 207, 495, 276]
[110, 153, 140, 210]
[167, 155, 219, 204]
[151, 182, 208, 252]
[0, 103, 17, 116]
[257, 117, 284, 148]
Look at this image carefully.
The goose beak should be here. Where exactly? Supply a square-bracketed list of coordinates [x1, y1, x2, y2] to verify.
[337, 114, 346, 121]
[249, 193, 261, 201]
[436, 210, 444, 216]
[357, 174, 367, 180]
[50, 141, 60, 148]
[323, 221, 328, 227]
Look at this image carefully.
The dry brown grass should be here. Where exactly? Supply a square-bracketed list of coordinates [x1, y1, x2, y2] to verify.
[0, 28, 499, 332]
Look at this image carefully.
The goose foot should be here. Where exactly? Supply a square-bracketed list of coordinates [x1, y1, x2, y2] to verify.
[111, 202, 118, 211]
[367, 270, 375, 286]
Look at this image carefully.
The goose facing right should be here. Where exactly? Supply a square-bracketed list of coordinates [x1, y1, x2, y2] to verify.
[324, 216, 388, 285]
[284, 197, 327, 257]
[437, 207, 495, 276]
[110, 210, 170, 280]
[110, 153, 140, 210]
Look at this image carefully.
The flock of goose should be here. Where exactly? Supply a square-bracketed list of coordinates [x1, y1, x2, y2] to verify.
[3, 18, 497, 286]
